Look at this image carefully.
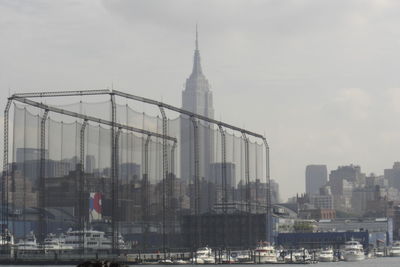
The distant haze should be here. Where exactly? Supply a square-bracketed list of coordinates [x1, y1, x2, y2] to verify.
[1, 0, 400, 199]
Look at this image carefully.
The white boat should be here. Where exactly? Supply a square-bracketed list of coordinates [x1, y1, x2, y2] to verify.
[254, 242, 277, 263]
[390, 241, 400, 257]
[318, 248, 334, 262]
[235, 251, 252, 263]
[0, 229, 14, 246]
[343, 240, 365, 262]
[16, 232, 40, 254]
[43, 233, 73, 252]
[173, 259, 188, 264]
[284, 249, 312, 263]
[64, 229, 125, 251]
[191, 246, 215, 264]
[158, 259, 173, 264]
[375, 250, 384, 257]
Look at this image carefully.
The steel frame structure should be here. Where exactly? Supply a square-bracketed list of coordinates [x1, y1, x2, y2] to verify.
[4, 93, 176, 251]
[2, 88, 272, 253]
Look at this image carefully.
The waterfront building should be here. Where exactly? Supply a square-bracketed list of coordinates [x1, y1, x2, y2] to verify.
[277, 231, 369, 249]
[316, 217, 393, 245]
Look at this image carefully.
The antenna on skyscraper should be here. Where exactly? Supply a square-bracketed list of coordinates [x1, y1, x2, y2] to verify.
[195, 23, 199, 50]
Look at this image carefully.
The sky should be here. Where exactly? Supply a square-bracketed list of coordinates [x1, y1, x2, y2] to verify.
[1, 0, 400, 200]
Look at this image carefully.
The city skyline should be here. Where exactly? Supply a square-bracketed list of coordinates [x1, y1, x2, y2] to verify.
[2, 1, 400, 199]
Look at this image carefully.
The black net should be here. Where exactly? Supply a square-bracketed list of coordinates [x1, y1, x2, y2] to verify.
[6, 95, 269, 252]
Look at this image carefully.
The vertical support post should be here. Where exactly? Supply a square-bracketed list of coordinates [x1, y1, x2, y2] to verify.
[218, 125, 227, 213]
[242, 133, 250, 213]
[169, 140, 177, 245]
[78, 119, 87, 253]
[218, 125, 227, 249]
[191, 117, 200, 249]
[142, 134, 151, 250]
[242, 132, 251, 248]
[110, 93, 117, 252]
[39, 109, 49, 244]
[158, 106, 168, 259]
[114, 127, 121, 251]
[2, 99, 12, 248]
[262, 138, 272, 243]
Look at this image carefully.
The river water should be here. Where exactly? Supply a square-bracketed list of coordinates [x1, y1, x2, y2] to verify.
[1, 256, 399, 267]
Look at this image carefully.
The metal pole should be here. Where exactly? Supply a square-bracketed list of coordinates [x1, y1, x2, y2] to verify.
[142, 134, 151, 251]
[218, 125, 227, 213]
[158, 106, 168, 259]
[2, 99, 11, 250]
[242, 133, 250, 213]
[191, 117, 200, 249]
[262, 138, 272, 243]
[110, 93, 117, 252]
[39, 109, 49, 244]
[218, 125, 227, 249]
[79, 119, 88, 253]
[115, 127, 121, 252]
[242, 132, 251, 249]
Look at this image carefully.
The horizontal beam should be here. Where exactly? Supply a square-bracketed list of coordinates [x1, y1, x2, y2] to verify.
[112, 90, 264, 139]
[11, 89, 110, 98]
[11, 89, 265, 140]
[11, 97, 177, 142]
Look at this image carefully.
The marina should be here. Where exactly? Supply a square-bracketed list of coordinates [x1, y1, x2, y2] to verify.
[0, 238, 400, 265]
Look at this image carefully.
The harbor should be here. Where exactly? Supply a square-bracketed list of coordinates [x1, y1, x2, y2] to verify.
[1, 238, 400, 265]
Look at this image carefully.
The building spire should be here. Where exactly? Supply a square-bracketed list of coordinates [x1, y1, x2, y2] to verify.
[195, 23, 199, 50]
[192, 24, 202, 75]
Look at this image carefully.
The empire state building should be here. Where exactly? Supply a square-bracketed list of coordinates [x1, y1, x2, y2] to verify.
[180, 27, 214, 188]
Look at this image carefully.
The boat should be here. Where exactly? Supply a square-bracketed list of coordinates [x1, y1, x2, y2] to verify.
[0, 229, 14, 246]
[173, 259, 188, 264]
[343, 240, 365, 262]
[191, 246, 215, 264]
[390, 241, 400, 257]
[235, 251, 252, 263]
[318, 248, 334, 262]
[253, 242, 277, 263]
[375, 250, 384, 257]
[284, 249, 312, 263]
[43, 233, 74, 252]
[64, 229, 126, 251]
[158, 259, 173, 264]
[16, 231, 40, 254]
[0, 229, 15, 255]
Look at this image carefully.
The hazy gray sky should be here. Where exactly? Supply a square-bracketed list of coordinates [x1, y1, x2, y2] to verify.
[1, 0, 400, 199]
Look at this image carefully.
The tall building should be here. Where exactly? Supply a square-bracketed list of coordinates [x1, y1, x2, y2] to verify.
[180, 27, 214, 185]
[305, 165, 327, 195]
[384, 162, 400, 190]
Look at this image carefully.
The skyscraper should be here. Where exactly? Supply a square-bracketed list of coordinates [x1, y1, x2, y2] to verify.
[305, 165, 327, 195]
[180, 26, 214, 183]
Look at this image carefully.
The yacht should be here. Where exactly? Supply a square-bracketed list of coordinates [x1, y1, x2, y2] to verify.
[64, 229, 125, 251]
[191, 246, 215, 264]
[284, 249, 312, 263]
[16, 232, 40, 254]
[343, 240, 365, 262]
[390, 241, 400, 257]
[318, 248, 334, 262]
[254, 242, 277, 263]
[0, 229, 14, 246]
[43, 233, 73, 252]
